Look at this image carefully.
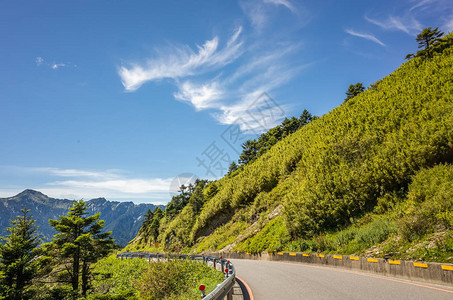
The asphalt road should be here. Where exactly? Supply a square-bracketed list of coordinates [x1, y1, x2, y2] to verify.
[231, 259, 453, 300]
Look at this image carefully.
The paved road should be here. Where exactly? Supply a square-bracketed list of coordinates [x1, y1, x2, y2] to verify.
[231, 259, 453, 300]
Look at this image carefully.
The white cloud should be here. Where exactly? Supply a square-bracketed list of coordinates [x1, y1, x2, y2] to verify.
[119, 27, 243, 91]
[0, 166, 175, 203]
[365, 15, 422, 35]
[49, 178, 171, 195]
[263, 0, 296, 12]
[31, 167, 121, 179]
[51, 63, 66, 69]
[35, 57, 76, 70]
[240, 0, 298, 31]
[409, 0, 436, 12]
[174, 81, 223, 110]
[118, 25, 309, 133]
[345, 29, 386, 46]
[35, 57, 44, 66]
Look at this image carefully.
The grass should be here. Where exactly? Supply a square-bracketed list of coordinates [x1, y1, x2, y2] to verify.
[89, 255, 224, 300]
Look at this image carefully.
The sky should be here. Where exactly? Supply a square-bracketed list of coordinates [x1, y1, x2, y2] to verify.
[1, 0, 452, 204]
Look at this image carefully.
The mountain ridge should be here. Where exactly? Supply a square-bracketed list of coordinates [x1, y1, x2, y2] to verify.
[0, 189, 165, 246]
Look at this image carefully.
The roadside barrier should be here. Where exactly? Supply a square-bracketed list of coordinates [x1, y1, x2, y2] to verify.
[207, 251, 453, 286]
[116, 252, 235, 300]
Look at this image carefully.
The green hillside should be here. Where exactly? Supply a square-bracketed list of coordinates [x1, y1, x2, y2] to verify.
[128, 33, 453, 262]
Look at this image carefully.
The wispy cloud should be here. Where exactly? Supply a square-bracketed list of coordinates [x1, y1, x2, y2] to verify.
[240, 0, 298, 31]
[263, 0, 296, 13]
[0, 166, 174, 203]
[35, 57, 77, 69]
[409, 0, 436, 12]
[119, 25, 308, 132]
[35, 57, 44, 66]
[365, 15, 422, 35]
[29, 167, 121, 180]
[174, 81, 223, 111]
[345, 29, 386, 46]
[119, 27, 243, 91]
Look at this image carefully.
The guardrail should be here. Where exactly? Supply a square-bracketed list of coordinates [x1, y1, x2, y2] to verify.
[116, 252, 236, 299]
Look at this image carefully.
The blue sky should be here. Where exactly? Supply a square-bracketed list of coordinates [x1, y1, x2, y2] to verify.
[1, 0, 452, 204]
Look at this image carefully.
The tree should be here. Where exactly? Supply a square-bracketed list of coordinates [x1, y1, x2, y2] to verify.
[0, 209, 42, 300]
[239, 140, 258, 165]
[344, 83, 365, 102]
[49, 200, 115, 296]
[148, 207, 164, 242]
[416, 27, 444, 57]
[228, 161, 238, 174]
[299, 109, 313, 127]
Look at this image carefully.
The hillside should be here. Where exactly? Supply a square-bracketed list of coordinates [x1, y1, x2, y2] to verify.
[0, 190, 164, 246]
[129, 33, 453, 262]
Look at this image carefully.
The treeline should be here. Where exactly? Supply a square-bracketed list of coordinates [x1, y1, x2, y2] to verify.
[0, 201, 116, 299]
[131, 30, 453, 261]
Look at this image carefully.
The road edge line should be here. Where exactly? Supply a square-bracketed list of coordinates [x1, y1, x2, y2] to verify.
[236, 275, 255, 300]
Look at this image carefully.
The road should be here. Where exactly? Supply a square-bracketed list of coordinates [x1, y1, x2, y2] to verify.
[231, 259, 453, 300]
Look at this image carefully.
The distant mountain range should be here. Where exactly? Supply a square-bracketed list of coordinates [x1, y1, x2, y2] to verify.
[0, 189, 165, 246]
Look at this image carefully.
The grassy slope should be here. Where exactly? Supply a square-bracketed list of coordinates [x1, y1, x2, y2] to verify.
[129, 34, 453, 262]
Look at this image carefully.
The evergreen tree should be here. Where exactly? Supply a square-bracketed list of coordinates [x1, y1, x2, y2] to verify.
[299, 109, 313, 127]
[0, 209, 41, 300]
[344, 82, 365, 102]
[148, 207, 164, 242]
[416, 27, 444, 57]
[49, 200, 115, 296]
[228, 161, 238, 174]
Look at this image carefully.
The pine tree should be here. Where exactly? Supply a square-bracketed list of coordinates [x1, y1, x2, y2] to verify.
[0, 209, 42, 300]
[416, 27, 444, 57]
[49, 200, 115, 296]
[344, 82, 365, 102]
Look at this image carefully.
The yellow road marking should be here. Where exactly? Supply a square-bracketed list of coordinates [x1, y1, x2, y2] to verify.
[303, 253, 310, 257]
[367, 258, 378, 263]
[349, 256, 359, 261]
[441, 265, 453, 271]
[333, 255, 342, 259]
[413, 262, 428, 268]
[246, 252, 251, 255]
[389, 260, 401, 265]
[277, 252, 284, 255]
[316, 254, 325, 258]
[289, 253, 297, 256]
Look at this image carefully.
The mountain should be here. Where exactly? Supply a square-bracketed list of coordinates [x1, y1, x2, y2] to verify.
[0, 189, 165, 246]
[128, 33, 453, 262]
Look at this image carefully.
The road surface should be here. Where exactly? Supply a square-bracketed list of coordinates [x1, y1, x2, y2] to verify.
[232, 259, 453, 300]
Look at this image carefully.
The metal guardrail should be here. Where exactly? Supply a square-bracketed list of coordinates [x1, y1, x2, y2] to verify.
[116, 252, 236, 300]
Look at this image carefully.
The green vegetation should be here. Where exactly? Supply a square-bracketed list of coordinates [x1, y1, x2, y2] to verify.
[48, 200, 116, 297]
[344, 82, 365, 102]
[0, 209, 42, 300]
[89, 255, 223, 300]
[90, 255, 149, 299]
[130, 31, 453, 263]
[0, 202, 224, 299]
